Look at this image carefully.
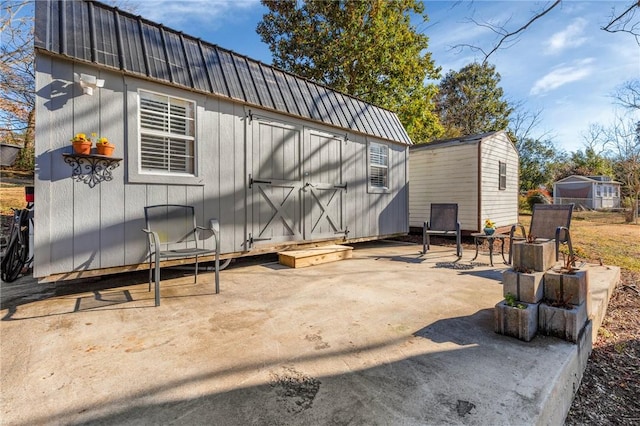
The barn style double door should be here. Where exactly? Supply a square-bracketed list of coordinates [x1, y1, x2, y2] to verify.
[248, 119, 347, 248]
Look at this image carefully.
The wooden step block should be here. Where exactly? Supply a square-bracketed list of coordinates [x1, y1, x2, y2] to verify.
[278, 245, 353, 268]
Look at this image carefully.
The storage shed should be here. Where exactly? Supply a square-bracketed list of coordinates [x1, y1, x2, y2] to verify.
[408, 131, 519, 233]
[33, 0, 411, 280]
[553, 175, 621, 210]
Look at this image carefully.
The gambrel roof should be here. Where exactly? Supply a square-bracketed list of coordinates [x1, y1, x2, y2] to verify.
[34, 0, 411, 145]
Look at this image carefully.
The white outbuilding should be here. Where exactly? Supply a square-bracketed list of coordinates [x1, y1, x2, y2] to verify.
[409, 131, 519, 233]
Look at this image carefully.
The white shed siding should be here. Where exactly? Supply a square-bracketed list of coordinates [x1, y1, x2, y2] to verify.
[34, 56, 409, 278]
[478, 132, 519, 229]
[409, 131, 518, 232]
[409, 143, 478, 229]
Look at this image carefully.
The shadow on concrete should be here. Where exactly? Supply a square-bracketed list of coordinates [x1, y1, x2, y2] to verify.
[22, 320, 551, 426]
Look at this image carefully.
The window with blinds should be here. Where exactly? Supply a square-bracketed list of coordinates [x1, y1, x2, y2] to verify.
[369, 142, 389, 190]
[139, 90, 195, 174]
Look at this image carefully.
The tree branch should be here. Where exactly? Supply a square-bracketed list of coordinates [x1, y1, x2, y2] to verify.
[482, 0, 561, 64]
[602, 1, 640, 44]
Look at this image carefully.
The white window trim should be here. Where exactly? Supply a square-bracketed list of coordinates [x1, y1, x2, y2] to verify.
[127, 85, 204, 185]
[368, 141, 390, 194]
[499, 161, 507, 190]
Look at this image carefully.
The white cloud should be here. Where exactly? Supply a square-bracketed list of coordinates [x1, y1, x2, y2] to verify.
[545, 18, 588, 54]
[133, 0, 258, 28]
[530, 58, 595, 96]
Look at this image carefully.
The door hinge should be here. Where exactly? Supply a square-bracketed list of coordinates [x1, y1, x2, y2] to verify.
[249, 174, 272, 188]
[248, 233, 272, 248]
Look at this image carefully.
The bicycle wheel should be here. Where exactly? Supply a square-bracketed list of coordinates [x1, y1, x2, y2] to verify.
[1, 210, 29, 282]
[1, 238, 26, 282]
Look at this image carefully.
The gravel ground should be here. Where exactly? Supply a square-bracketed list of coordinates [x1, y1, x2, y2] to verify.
[565, 270, 640, 425]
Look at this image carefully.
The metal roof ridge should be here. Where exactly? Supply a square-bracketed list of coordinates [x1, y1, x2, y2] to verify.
[83, 0, 402, 116]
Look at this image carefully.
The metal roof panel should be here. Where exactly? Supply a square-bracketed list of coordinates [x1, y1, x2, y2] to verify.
[35, 0, 410, 145]
[182, 37, 211, 93]
[164, 31, 191, 87]
[118, 14, 146, 74]
[272, 69, 299, 116]
[260, 65, 287, 113]
[216, 49, 244, 101]
[141, 23, 170, 81]
[247, 60, 274, 109]
[201, 45, 230, 97]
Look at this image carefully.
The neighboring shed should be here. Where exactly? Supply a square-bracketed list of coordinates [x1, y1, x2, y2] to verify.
[408, 131, 519, 233]
[33, 0, 412, 280]
[0, 143, 23, 167]
[553, 175, 621, 210]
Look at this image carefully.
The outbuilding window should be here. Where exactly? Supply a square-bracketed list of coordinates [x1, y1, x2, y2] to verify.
[499, 161, 507, 190]
[368, 142, 389, 192]
[139, 90, 195, 174]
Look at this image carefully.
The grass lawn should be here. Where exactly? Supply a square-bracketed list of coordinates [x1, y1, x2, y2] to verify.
[517, 211, 639, 272]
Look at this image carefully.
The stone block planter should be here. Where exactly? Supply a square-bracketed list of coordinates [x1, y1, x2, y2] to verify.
[494, 300, 539, 342]
[538, 302, 588, 343]
[512, 241, 556, 272]
[543, 270, 589, 307]
[503, 270, 545, 304]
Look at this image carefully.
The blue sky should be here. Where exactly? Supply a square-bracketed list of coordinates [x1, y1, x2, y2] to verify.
[128, 0, 639, 153]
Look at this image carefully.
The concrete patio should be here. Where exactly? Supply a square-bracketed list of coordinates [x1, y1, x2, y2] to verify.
[1, 240, 619, 425]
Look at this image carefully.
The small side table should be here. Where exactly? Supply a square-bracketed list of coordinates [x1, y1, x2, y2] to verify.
[471, 232, 508, 266]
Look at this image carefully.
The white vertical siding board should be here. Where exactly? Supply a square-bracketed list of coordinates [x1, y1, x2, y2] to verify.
[351, 134, 365, 238]
[201, 97, 221, 252]
[122, 83, 148, 264]
[47, 59, 75, 275]
[98, 70, 126, 268]
[167, 185, 187, 206]
[33, 56, 53, 277]
[124, 183, 147, 264]
[217, 100, 238, 252]
[146, 184, 169, 208]
[71, 63, 103, 271]
[232, 103, 247, 251]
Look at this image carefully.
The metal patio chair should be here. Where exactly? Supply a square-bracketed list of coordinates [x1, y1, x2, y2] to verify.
[143, 204, 220, 306]
[422, 203, 462, 257]
[508, 203, 574, 265]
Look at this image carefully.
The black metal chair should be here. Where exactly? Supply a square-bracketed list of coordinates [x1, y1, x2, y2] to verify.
[142, 205, 220, 306]
[508, 203, 574, 265]
[422, 203, 462, 257]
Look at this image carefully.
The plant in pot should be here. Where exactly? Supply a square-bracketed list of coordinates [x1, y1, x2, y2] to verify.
[483, 218, 496, 235]
[71, 133, 92, 155]
[95, 135, 115, 156]
[495, 292, 538, 341]
[504, 292, 528, 310]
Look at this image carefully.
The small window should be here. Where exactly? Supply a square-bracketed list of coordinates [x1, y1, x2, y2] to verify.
[369, 142, 388, 191]
[499, 161, 507, 190]
[139, 90, 195, 175]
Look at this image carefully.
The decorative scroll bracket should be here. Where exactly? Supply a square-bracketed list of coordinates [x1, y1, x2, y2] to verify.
[62, 153, 122, 188]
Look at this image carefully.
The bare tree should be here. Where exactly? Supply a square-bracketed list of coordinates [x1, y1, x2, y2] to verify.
[508, 101, 552, 143]
[613, 79, 640, 111]
[455, 1, 640, 63]
[607, 117, 640, 223]
[0, 0, 35, 169]
[602, 0, 640, 44]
